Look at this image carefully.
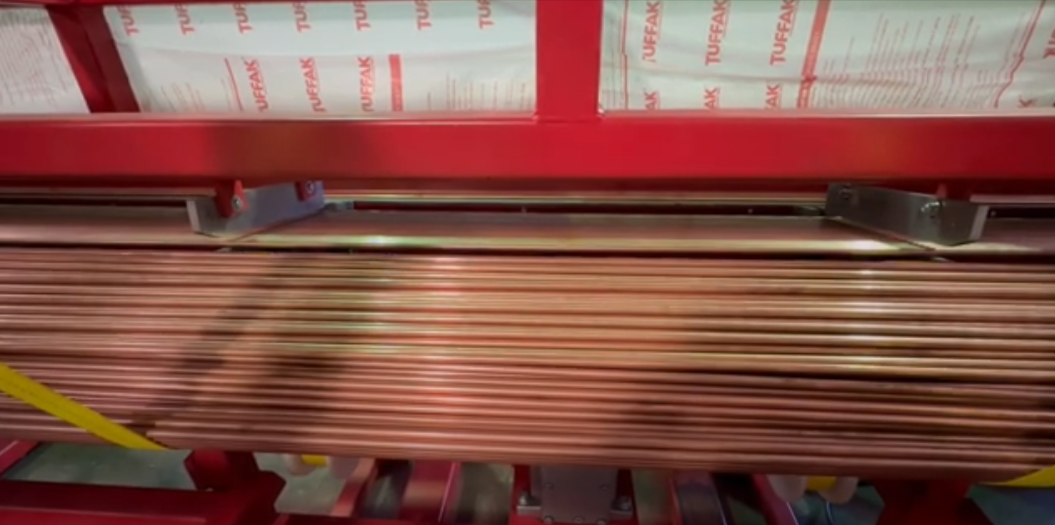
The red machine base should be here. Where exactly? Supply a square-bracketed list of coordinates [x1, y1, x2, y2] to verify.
[0, 441, 994, 525]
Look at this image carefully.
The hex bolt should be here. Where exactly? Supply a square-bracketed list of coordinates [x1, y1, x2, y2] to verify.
[230, 195, 244, 213]
[304, 181, 316, 194]
[839, 186, 854, 201]
[517, 491, 531, 507]
[920, 200, 942, 219]
[616, 496, 633, 512]
[543, 517, 555, 524]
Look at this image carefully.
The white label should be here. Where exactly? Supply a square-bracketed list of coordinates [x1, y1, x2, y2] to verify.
[0, 7, 89, 114]
[602, 0, 1055, 110]
[104, 1, 537, 114]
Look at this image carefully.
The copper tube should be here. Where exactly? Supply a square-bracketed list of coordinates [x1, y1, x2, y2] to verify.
[0, 249, 1053, 481]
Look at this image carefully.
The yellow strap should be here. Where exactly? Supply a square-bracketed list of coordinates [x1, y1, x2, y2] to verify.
[806, 476, 837, 492]
[302, 454, 328, 467]
[0, 362, 165, 450]
[993, 468, 1055, 488]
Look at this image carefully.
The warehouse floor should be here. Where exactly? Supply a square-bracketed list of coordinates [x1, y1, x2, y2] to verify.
[3, 443, 1053, 525]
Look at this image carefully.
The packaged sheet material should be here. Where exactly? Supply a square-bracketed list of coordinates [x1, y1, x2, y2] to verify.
[104, 1, 536, 113]
[104, 0, 1055, 114]
[0, 7, 89, 114]
[603, 0, 1055, 111]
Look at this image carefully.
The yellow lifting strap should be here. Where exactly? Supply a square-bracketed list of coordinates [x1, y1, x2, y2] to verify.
[0, 361, 166, 451]
[302, 455, 328, 467]
[992, 469, 1055, 488]
[2, 360, 335, 467]
[806, 477, 837, 492]
[808, 472, 1054, 491]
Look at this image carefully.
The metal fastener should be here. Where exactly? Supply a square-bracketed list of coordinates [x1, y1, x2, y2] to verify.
[597, 520, 608, 525]
[230, 195, 244, 213]
[543, 516, 555, 524]
[616, 496, 633, 512]
[517, 491, 531, 507]
[920, 200, 942, 219]
[304, 181, 316, 194]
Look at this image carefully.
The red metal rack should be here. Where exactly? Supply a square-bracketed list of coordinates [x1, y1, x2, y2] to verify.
[0, 0, 1054, 189]
[0, 2, 1046, 524]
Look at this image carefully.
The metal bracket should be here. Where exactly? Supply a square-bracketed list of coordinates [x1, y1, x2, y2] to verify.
[516, 467, 631, 525]
[187, 181, 325, 238]
[825, 184, 989, 246]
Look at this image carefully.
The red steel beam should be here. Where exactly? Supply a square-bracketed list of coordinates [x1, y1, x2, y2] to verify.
[1, 112, 1054, 183]
[0, 473, 284, 525]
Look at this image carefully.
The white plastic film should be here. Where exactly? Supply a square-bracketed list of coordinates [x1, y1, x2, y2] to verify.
[0, 7, 89, 114]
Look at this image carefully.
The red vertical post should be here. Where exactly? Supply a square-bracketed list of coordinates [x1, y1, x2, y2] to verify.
[184, 450, 262, 492]
[330, 459, 379, 517]
[534, 0, 604, 122]
[47, 5, 117, 113]
[397, 461, 459, 523]
[76, 5, 141, 112]
[874, 481, 990, 525]
[750, 475, 799, 525]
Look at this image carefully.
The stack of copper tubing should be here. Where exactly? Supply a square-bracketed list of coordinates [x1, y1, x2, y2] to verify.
[0, 248, 1054, 481]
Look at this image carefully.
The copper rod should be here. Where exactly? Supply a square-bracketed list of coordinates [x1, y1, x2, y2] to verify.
[0, 249, 1053, 480]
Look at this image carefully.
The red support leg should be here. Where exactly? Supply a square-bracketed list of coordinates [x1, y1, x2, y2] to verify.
[750, 475, 799, 525]
[398, 461, 459, 524]
[874, 481, 991, 525]
[331, 459, 380, 518]
[507, 466, 536, 525]
[185, 450, 263, 492]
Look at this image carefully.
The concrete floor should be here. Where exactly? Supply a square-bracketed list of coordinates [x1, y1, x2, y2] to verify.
[4, 443, 1054, 525]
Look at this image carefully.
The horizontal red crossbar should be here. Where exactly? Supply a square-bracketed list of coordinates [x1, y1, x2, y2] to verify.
[1, 112, 1054, 183]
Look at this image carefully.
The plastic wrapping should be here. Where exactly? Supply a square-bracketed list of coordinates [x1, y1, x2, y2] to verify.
[0, 7, 89, 114]
[3, 1, 1054, 114]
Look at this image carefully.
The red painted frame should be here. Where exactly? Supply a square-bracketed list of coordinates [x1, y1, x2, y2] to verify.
[0, 441, 37, 476]
[0, 0, 1052, 187]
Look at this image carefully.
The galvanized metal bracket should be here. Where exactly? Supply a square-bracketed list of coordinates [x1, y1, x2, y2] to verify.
[516, 466, 632, 525]
[187, 180, 325, 238]
[825, 184, 989, 246]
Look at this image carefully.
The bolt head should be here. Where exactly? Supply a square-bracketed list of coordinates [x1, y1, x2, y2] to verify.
[517, 491, 531, 506]
[543, 517, 555, 524]
[920, 200, 942, 219]
[616, 496, 633, 512]
[230, 195, 244, 212]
